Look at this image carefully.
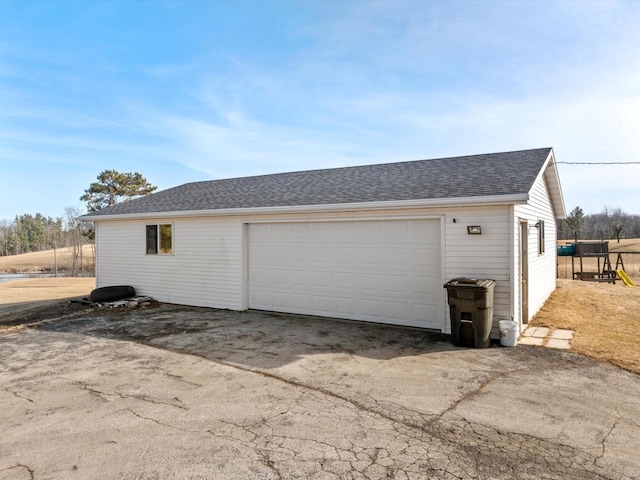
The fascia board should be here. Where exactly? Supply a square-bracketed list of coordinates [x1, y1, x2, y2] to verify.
[547, 156, 567, 220]
[82, 194, 529, 222]
[535, 149, 567, 220]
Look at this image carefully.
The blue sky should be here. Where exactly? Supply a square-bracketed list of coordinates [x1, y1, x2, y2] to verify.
[1, 0, 639, 221]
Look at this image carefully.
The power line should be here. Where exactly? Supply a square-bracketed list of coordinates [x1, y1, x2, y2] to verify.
[556, 161, 640, 165]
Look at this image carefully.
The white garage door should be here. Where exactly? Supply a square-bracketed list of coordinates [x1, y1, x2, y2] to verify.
[248, 219, 443, 329]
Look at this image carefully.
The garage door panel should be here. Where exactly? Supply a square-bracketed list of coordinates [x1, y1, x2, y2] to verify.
[291, 246, 310, 261]
[383, 223, 410, 243]
[411, 247, 437, 267]
[333, 222, 358, 240]
[335, 246, 356, 264]
[289, 223, 310, 242]
[411, 220, 440, 239]
[290, 293, 310, 310]
[360, 298, 383, 317]
[251, 267, 271, 285]
[414, 303, 439, 321]
[289, 270, 311, 287]
[384, 274, 411, 293]
[250, 291, 270, 308]
[336, 297, 357, 315]
[312, 271, 332, 287]
[310, 223, 333, 241]
[358, 222, 383, 241]
[358, 273, 382, 291]
[335, 272, 356, 288]
[271, 269, 291, 286]
[248, 220, 443, 329]
[358, 247, 382, 264]
[249, 245, 270, 264]
[385, 248, 409, 266]
[385, 301, 412, 321]
[411, 275, 440, 293]
[312, 296, 333, 313]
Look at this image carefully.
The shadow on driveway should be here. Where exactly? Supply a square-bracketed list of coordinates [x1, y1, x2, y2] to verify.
[37, 303, 467, 367]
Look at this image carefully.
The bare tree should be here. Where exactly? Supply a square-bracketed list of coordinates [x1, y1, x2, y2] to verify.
[608, 207, 630, 243]
[44, 218, 63, 276]
[64, 206, 84, 276]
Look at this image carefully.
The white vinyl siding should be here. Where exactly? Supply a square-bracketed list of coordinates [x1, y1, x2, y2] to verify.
[95, 217, 242, 309]
[441, 206, 512, 336]
[514, 173, 558, 322]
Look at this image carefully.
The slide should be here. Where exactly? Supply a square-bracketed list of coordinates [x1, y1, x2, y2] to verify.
[616, 270, 637, 287]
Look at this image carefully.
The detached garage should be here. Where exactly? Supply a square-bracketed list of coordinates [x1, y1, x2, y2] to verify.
[83, 148, 565, 337]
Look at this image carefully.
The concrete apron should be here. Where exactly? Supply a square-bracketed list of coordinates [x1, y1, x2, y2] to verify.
[1, 305, 638, 480]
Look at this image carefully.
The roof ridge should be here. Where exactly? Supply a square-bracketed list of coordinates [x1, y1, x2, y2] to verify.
[183, 147, 553, 187]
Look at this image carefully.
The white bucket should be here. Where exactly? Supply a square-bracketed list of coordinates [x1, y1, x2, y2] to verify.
[499, 320, 519, 347]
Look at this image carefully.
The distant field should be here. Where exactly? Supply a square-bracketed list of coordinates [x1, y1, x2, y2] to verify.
[0, 245, 95, 274]
[558, 238, 640, 252]
[557, 238, 640, 280]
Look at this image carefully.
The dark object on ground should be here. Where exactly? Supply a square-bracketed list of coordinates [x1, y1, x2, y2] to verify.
[90, 285, 136, 303]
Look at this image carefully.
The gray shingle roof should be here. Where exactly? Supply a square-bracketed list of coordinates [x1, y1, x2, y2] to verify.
[85, 148, 552, 217]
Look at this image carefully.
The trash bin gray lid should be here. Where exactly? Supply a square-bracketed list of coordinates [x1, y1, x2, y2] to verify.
[443, 278, 496, 289]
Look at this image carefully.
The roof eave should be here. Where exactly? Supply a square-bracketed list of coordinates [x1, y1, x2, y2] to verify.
[82, 194, 530, 222]
[535, 148, 566, 220]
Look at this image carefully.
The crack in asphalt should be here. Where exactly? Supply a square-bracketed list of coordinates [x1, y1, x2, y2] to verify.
[110, 354, 622, 479]
[434, 367, 525, 420]
[163, 372, 202, 387]
[1, 386, 35, 404]
[597, 415, 621, 465]
[70, 380, 188, 410]
[0, 463, 35, 479]
[125, 408, 201, 434]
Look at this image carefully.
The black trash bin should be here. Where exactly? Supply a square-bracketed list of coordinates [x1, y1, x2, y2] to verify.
[444, 278, 496, 348]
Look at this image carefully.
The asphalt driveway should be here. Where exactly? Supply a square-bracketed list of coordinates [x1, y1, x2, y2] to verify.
[1, 304, 639, 480]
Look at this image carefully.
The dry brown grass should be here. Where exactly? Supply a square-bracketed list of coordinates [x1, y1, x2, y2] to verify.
[0, 245, 95, 274]
[532, 279, 640, 375]
[0, 277, 95, 320]
[0, 277, 95, 305]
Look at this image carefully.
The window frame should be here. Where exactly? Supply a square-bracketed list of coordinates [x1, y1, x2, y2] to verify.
[145, 223, 173, 255]
[537, 220, 545, 255]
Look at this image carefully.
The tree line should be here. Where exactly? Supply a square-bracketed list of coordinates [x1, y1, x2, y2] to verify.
[558, 206, 640, 242]
[1, 211, 72, 256]
[0, 170, 156, 276]
[0, 207, 90, 275]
